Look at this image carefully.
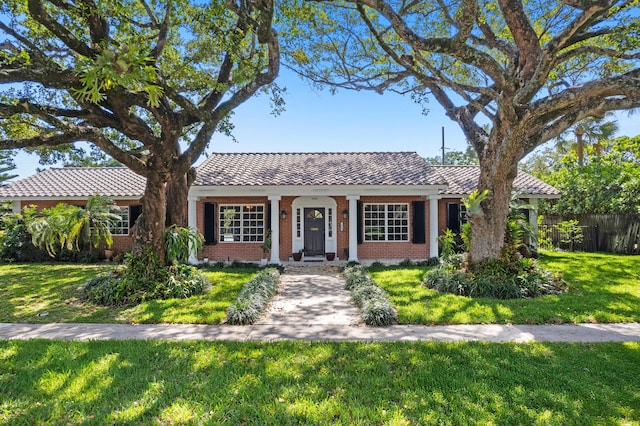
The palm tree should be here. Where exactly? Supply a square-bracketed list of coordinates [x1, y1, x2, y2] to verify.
[557, 116, 619, 167]
[66, 195, 122, 255]
[27, 195, 121, 257]
[28, 203, 80, 257]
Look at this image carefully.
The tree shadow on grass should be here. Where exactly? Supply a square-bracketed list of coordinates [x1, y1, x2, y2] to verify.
[1, 340, 639, 424]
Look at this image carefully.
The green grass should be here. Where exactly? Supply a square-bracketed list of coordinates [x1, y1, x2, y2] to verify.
[370, 252, 640, 325]
[0, 263, 257, 324]
[1, 340, 638, 424]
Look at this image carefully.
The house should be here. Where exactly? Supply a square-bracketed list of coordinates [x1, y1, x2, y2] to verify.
[0, 152, 560, 263]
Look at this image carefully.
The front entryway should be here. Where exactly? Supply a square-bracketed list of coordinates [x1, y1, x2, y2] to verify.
[304, 208, 325, 256]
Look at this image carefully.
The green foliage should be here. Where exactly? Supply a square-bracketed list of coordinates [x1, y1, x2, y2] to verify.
[226, 268, 280, 325]
[424, 257, 566, 300]
[555, 220, 584, 250]
[426, 146, 479, 165]
[438, 228, 457, 258]
[0, 150, 17, 183]
[164, 225, 204, 264]
[261, 229, 272, 255]
[538, 136, 640, 215]
[0, 206, 46, 262]
[25, 196, 119, 257]
[343, 264, 397, 326]
[82, 250, 210, 306]
[462, 189, 491, 215]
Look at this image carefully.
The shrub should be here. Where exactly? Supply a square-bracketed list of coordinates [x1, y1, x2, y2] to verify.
[342, 264, 397, 326]
[81, 251, 210, 306]
[226, 268, 280, 325]
[362, 299, 397, 327]
[424, 257, 567, 299]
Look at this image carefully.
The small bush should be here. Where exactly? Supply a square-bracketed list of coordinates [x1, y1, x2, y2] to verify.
[82, 275, 121, 306]
[81, 251, 210, 306]
[424, 257, 567, 299]
[415, 257, 440, 267]
[226, 268, 280, 325]
[362, 299, 397, 327]
[342, 264, 397, 326]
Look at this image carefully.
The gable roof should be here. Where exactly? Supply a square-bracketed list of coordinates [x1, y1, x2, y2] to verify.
[0, 167, 145, 199]
[433, 165, 561, 197]
[194, 152, 447, 187]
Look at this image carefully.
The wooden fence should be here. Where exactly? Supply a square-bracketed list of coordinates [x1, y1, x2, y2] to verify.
[540, 214, 640, 254]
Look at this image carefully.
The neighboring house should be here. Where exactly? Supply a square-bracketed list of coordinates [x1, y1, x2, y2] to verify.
[0, 152, 560, 263]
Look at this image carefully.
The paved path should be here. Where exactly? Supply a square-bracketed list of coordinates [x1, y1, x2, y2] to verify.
[255, 267, 361, 326]
[1, 264, 639, 343]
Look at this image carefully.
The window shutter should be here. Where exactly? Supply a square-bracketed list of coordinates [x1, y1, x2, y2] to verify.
[267, 202, 272, 231]
[357, 200, 363, 244]
[204, 202, 217, 245]
[412, 201, 426, 244]
[129, 204, 142, 229]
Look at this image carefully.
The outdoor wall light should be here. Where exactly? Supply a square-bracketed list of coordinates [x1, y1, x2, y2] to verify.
[280, 210, 287, 220]
[342, 209, 349, 219]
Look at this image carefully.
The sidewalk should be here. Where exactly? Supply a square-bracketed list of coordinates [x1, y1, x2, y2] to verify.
[1, 322, 639, 342]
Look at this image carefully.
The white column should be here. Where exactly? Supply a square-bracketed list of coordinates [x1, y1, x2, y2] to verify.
[346, 195, 360, 261]
[429, 195, 440, 258]
[11, 200, 21, 213]
[528, 198, 539, 249]
[187, 196, 198, 264]
[268, 195, 281, 264]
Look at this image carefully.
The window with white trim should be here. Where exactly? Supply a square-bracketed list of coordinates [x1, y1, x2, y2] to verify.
[364, 203, 409, 241]
[110, 207, 130, 235]
[219, 204, 265, 242]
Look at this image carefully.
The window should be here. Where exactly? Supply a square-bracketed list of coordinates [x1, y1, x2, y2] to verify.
[364, 203, 409, 241]
[110, 207, 130, 236]
[219, 204, 265, 242]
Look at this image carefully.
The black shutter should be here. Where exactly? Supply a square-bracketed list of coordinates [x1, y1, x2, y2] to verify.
[412, 201, 426, 244]
[267, 202, 272, 231]
[204, 202, 217, 245]
[357, 200, 363, 244]
[129, 204, 142, 229]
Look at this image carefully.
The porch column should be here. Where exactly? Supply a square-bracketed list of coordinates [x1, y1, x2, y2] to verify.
[187, 196, 198, 264]
[528, 198, 539, 249]
[268, 195, 281, 264]
[429, 195, 441, 258]
[11, 200, 21, 213]
[346, 195, 360, 262]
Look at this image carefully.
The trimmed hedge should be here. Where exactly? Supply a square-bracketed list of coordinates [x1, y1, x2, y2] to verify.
[226, 268, 280, 325]
[343, 264, 397, 326]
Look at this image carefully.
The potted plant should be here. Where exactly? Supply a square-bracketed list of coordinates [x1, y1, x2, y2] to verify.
[292, 249, 303, 261]
[260, 230, 272, 266]
[104, 248, 115, 261]
[325, 252, 336, 261]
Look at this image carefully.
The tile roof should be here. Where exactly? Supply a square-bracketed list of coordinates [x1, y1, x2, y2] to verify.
[194, 152, 447, 186]
[433, 165, 561, 197]
[0, 167, 146, 198]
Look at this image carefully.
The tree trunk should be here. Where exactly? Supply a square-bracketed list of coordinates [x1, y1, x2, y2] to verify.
[131, 172, 168, 264]
[165, 168, 195, 228]
[468, 154, 518, 264]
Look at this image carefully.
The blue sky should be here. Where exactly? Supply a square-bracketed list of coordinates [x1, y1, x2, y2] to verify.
[11, 69, 640, 180]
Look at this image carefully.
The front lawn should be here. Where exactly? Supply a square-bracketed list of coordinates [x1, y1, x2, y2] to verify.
[1, 340, 638, 424]
[370, 252, 640, 324]
[0, 263, 257, 324]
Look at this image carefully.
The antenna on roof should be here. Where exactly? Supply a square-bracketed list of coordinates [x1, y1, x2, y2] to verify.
[441, 126, 446, 165]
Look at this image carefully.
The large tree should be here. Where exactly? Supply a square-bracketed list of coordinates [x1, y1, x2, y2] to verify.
[0, 0, 279, 262]
[285, 0, 640, 262]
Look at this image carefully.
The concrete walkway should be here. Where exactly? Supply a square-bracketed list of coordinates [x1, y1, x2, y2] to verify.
[255, 266, 361, 326]
[1, 264, 639, 343]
